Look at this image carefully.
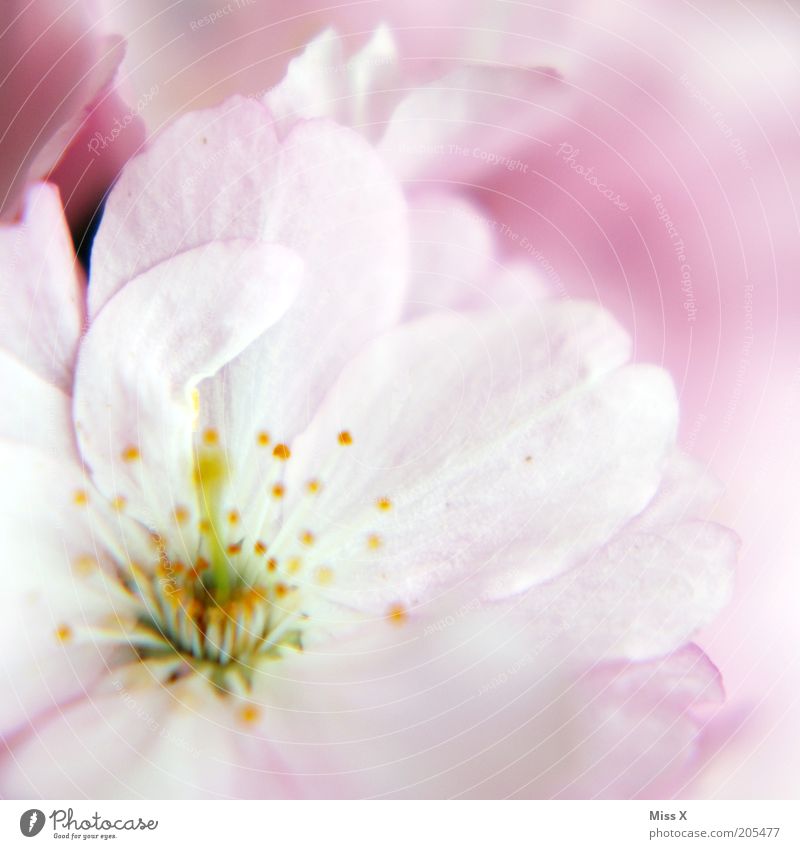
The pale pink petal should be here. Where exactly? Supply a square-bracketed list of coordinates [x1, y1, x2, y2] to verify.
[88, 98, 406, 319]
[0, 443, 126, 738]
[73, 240, 302, 531]
[89, 99, 407, 481]
[632, 452, 722, 529]
[380, 63, 566, 186]
[0, 611, 721, 799]
[263, 27, 567, 193]
[282, 301, 676, 624]
[264, 26, 406, 143]
[0, 349, 74, 457]
[243, 616, 724, 798]
[521, 521, 736, 661]
[0, 0, 124, 220]
[561, 645, 724, 799]
[0, 183, 84, 390]
[1, 682, 175, 798]
[1, 669, 333, 798]
[406, 192, 547, 317]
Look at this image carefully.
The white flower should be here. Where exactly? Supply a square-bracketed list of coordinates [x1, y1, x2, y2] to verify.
[0, 34, 735, 798]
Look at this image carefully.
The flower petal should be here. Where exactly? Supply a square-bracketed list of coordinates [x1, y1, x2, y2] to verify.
[73, 240, 301, 529]
[561, 645, 724, 799]
[405, 192, 547, 318]
[89, 97, 406, 321]
[0, 0, 124, 220]
[0, 348, 75, 457]
[0, 443, 125, 738]
[282, 300, 676, 621]
[89, 98, 407, 508]
[0, 183, 84, 390]
[0, 611, 721, 799]
[380, 63, 566, 185]
[521, 521, 737, 661]
[264, 26, 404, 143]
[242, 615, 724, 798]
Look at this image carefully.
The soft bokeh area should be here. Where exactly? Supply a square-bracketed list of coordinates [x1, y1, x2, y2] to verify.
[2, 0, 798, 798]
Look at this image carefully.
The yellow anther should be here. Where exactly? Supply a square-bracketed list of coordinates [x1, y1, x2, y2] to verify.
[55, 624, 73, 643]
[240, 704, 260, 724]
[273, 443, 291, 461]
[73, 555, 97, 576]
[387, 603, 407, 625]
[315, 566, 334, 586]
[191, 388, 200, 429]
[337, 430, 353, 446]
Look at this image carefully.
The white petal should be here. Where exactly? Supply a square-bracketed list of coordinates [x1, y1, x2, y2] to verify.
[264, 26, 403, 143]
[281, 301, 676, 621]
[0, 443, 124, 737]
[560, 646, 724, 799]
[89, 98, 406, 323]
[73, 240, 301, 530]
[522, 521, 737, 661]
[405, 192, 548, 318]
[241, 614, 722, 798]
[0, 348, 75, 457]
[0, 183, 84, 390]
[380, 64, 566, 184]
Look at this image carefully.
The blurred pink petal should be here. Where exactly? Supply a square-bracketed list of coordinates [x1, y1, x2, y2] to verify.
[0, 0, 125, 221]
[405, 192, 549, 314]
[49, 86, 146, 231]
[1, 611, 724, 799]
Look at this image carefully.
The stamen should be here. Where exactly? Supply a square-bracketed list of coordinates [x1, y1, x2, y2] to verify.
[272, 443, 291, 461]
[387, 603, 407, 625]
[193, 447, 231, 603]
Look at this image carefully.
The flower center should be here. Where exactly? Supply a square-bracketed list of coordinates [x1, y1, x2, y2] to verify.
[120, 445, 311, 689]
[61, 426, 401, 694]
[130, 557, 305, 690]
